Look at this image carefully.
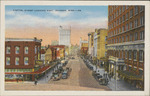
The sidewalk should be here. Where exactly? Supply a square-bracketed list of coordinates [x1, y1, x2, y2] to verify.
[107, 78, 140, 91]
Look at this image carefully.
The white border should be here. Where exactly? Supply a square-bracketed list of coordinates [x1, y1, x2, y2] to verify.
[0, 1, 150, 96]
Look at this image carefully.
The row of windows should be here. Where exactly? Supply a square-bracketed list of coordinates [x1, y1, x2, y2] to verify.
[108, 31, 144, 44]
[5, 69, 32, 72]
[108, 15, 144, 31]
[109, 6, 144, 21]
[6, 46, 40, 54]
[108, 50, 144, 61]
[6, 57, 29, 65]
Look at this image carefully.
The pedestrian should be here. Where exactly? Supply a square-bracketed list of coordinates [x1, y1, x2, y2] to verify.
[34, 78, 37, 85]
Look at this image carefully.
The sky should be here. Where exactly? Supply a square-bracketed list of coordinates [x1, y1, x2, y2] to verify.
[5, 6, 108, 46]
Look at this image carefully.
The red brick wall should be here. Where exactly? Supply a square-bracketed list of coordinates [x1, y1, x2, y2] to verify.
[5, 41, 41, 69]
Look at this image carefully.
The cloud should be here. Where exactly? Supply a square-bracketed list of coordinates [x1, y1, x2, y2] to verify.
[6, 10, 108, 29]
[49, 10, 72, 17]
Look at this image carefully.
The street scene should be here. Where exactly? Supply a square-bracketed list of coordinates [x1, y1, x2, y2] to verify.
[5, 5, 144, 91]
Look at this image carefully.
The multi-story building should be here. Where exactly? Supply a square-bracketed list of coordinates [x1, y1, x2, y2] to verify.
[81, 42, 88, 55]
[5, 37, 42, 81]
[59, 26, 71, 46]
[107, 5, 144, 89]
[96, 29, 108, 66]
[88, 32, 94, 58]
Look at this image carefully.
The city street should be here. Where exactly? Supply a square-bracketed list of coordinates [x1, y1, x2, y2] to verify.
[5, 55, 110, 91]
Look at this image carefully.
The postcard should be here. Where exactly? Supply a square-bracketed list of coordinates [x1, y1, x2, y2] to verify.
[0, 1, 150, 96]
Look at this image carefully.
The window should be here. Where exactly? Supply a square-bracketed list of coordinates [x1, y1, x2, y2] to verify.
[130, 22, 133, 29]
[35, 46, 37, 54]
[126, 35, 128, 42]
[140, 6, 144, 12]
[105, 36, 107, 41]
[122, 36, 124, 42]
[129, 34, 133, 41]
[133, 50, 137, 60]
[126, 12, 129, 21]
[122, 15, 125, 22]
[134, 19, 138, 28]
[119, 27, 121, 33]
[119, 7, 122, 15]
[126, 23, 129, 31]
[6, 57, 10, 65]
[130, 9, 133, 18]
[15, 46, 20, 54]
[117, 38, 118, 43]
[117, 10, 119, 17]
[119, 17, 122, 24]
[123, 6, 125, 12]
[24, 57, 29, 65]
[134, 6, 138, 15]
[140, 16, 144, 26]
[15, 57, 19, 65]
[119, 37, 121, 43]
[25, 46, 29, 54]
[134, 32, 138, 41]
[140, 31, 144, 40]
[125, 51, 128, 59]
[122, 26, 125, 32]
[129, 50, 132, 59]
[6, 46, 10, 54]
[139, 50, 144, 61]
[126, 6, 129, 9]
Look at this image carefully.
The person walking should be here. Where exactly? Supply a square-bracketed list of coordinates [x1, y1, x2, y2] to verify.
[34, 78, 38, 85]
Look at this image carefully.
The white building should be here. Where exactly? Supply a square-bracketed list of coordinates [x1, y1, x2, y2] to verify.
[93, 32, 97, 57]
[79, 37, 88, 49]
[59, 26, 71, 46]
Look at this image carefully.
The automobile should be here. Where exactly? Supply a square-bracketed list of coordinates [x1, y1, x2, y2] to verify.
[62, 70, 69, 79]
[92, 71, 109, 85]
[51, 73, 62, 81]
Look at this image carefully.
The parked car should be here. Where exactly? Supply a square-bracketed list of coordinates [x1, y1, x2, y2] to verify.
[51, 72, 62, 81]
[62, 70, 69, 79]
[92, 71, 109, 85]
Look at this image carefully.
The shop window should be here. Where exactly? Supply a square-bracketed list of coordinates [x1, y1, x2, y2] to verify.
[6, 57, 10, 65]
[6, 46, 10, 54]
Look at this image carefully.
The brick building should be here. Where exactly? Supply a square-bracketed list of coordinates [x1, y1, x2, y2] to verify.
[107, 5, 144, 89]
[5, 37, 42, 81]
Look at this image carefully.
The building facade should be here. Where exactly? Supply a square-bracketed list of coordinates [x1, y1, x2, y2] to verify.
[59, 26, 71, 46]
[107, 5, 144, 89]
[88, 32, 94, 58]
[5, 37, 42, 81]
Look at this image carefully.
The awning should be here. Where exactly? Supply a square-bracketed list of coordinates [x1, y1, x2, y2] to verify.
[5, 66, 51, 75]
[117, 70, 143, 81]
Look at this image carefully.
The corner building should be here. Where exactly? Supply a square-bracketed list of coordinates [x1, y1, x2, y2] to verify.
[5, 37, 42, 81]
[107, 5, 144, 89]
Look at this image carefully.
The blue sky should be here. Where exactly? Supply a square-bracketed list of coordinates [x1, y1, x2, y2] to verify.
[5, 5, 108, 28]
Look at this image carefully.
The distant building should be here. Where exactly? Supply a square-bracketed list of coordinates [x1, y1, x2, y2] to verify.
[79, 38, 88, 55]
[59, 26, 71, 46]
[41, 49, 46, 64]
[51, 40, 59, 45]
[88, 32, 94, 58]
